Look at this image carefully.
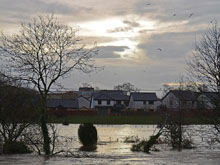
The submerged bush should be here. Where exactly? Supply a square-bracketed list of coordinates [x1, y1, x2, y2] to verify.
[131, 140, 148, 152]
[78, 123, 98, 149]
[182, 139, 194, 149]
[131, 132, 162, 153]
[3, 141, 31, 154]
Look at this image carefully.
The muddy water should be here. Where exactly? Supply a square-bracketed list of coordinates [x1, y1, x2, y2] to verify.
[0, 124, 220, 165]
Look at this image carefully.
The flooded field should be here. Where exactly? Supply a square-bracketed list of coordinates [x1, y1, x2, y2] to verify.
[0, 124, 220, 165]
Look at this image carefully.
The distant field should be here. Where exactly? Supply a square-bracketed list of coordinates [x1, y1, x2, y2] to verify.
[48, 115, 218, 125]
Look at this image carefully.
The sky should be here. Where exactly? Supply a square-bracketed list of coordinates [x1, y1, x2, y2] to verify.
[1, 0, 220, 96]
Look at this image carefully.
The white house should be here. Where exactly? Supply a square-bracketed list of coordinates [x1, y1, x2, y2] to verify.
[77, 96, 90, 109]
[47, 96, 90, 110]
[78, 87, 94, 98]
[197, 92, 219, 110]
[128, 92, 159, 111]
[161, 90, 198, 110]
[90, 90, 129, 109]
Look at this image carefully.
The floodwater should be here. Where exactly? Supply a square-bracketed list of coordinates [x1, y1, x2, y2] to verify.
[0, 124, 220, 165]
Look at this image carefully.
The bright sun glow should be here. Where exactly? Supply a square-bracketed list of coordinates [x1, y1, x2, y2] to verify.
[69, 17, 157, 60]
[75, 18, 125, 37]
[76, 17, 156, 38]
[103, 39, 137, 59]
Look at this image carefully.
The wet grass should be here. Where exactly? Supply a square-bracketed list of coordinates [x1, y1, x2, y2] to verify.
[49, 115, 163, 125]
[48, 115, 220, 125]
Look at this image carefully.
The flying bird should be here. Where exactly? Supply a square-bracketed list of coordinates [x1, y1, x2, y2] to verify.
[156, 48, 162, 51]
[173, 14, 176, 16]
[189, 13, 194, 18]
[146, 3, 151, 5]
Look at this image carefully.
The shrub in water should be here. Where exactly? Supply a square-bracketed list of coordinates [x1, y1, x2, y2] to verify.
[131, 132, 162, 153]
[3, 141, 31, 154]
[78, 123, 98, 149]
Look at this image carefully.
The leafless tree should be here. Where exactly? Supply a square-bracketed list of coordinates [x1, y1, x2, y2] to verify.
[23, 123, 61, 155]
[114, 82, 140, 94]
[0, 76, 39, 146]
[187, 21, 220, 93]
[0, 14, 98, 155]
[186, 21, 220, 140]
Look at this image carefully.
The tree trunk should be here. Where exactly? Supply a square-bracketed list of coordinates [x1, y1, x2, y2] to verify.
[41, 98, 50, 155]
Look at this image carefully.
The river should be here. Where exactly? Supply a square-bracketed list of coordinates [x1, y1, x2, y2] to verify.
[0, 124, 220, 165]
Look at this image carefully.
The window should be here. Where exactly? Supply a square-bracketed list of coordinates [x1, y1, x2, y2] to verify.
[149, 101, 154, 105]
[116, 100, 121, 104]
[143, 101, 146, 105]
[98, 100, 102, 105]
[107, 100, 110, 105]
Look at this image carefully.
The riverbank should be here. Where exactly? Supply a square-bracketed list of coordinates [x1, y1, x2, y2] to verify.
[48, 115, 218, 125]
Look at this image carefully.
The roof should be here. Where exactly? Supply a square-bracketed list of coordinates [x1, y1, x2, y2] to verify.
[201, 92, 219, 101]
[164, 90, 199, 101]
[79, 87, 94, 91]
[47, 99, 78, 109]
[92, 90, 129, 101]
[48, 91, 80, 99]
[130, 92, 158, 101]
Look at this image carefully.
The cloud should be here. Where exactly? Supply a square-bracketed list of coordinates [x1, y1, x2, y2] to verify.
[0, 0, 74, 16]
[80, 36, 116, 45]
[137, 30, 205, 62]
[1, 0, 220, 92]
[107, 27, 133, 33]
[107, 19, 141, 33]
[95, 46, 129, 58]
[123, 20, 140, 27]
[0, 0, 97, 26]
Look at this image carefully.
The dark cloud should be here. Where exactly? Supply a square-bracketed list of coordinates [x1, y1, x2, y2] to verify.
[0, 0, 95, 25]
[133, 0, 220, 24]
[107, 26, 132, 33]
[96, 46, 129, 58]
[107, 20, 140, 33]
[138, 31, 201, 61]
[123, 20, 140, 27]
[0, 0, 73, 15]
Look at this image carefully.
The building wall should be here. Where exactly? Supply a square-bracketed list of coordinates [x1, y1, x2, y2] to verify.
[78, 97, 90, 109]
[91, 99, 126, 108]
[128, 96, 158, 111]
[90, 100, 115, 108]
[197, 94, 215, 110]
[162, 92, 197, 110]
[162, 92, 179, 109]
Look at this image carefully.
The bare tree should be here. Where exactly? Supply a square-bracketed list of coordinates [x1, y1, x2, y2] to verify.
[186, 21, 220, 140]
[0, 14, 98, 155]
[114, 82, 140, 94]
[187, 21, 220, 94]
[0, 76, 39, 152]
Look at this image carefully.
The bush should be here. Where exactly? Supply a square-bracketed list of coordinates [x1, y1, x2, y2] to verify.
[131, 140, 148, 152]
[131, 132, 162, 153]
[3, 141, 31, 154]
[78, 123, 98, 147]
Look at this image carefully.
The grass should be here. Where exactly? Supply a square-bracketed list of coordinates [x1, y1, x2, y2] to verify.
[49, 115, 163, 125]
[48, 115, 220, 125]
